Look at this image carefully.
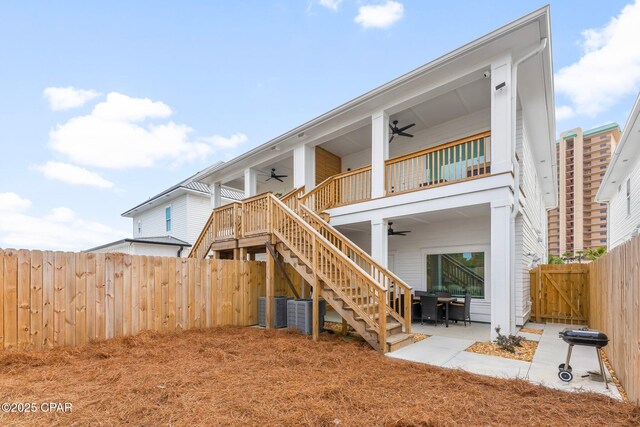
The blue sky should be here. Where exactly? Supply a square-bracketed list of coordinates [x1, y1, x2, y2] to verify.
[1, 0, 639, 250]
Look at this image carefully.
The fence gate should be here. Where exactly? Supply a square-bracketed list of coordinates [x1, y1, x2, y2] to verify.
[529, 264, 589, 325]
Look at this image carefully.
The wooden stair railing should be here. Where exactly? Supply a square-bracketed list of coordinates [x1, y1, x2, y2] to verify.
[189, 209, 216, 258]
[298, 204, 412, 333]
[299, 166, 372, 212]
[280, 186, 305, 211]
[268, 194, 389, 351]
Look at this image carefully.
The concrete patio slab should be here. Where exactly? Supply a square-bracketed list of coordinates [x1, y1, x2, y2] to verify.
[443, 351, 531, 379]
[388, 336, 475, 366]
[387, 321, 622, 400]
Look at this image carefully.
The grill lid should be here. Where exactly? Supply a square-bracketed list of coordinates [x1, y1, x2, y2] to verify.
[559, 327, 609, 347]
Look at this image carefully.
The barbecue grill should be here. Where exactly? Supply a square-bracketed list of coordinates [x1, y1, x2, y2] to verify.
[558, 327, 609, 388]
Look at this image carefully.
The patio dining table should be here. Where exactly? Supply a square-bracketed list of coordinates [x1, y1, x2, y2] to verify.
[413, 296, 458, 327]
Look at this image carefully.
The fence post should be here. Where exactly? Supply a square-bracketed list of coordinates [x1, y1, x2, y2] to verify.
[536, 264, 542, 323]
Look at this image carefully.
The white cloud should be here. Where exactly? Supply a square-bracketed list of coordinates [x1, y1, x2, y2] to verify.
[555, 105, 575, 121]
[0, 193, 127, 251]
[48, 92, 247, 169]
[355, 1, 404, 29]
[555, 0, 640, 119]
[43, 86, 101, 111]
[32, 161, 114, 189]
[318, 0, 343, 11]
[0, 192, 31, 213]
[92, 92, 172, 122]
[206, 133, 248, 149]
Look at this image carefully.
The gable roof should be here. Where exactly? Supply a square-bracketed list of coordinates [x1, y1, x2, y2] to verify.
[86, 235, 191, 252]
[121, 161, 224, 217]
[597, 94, 640, 201]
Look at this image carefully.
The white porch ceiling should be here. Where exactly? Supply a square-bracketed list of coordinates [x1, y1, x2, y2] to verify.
[335, 203, 490, 234]
[319, 77, 490, 158]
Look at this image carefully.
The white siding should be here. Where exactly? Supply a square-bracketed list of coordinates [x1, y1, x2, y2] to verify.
[90, 241, 133, 255]
[186, 193, 214, 245]
[341, 108, 490, 171]
[341, 215, 492, 323]
[88, 242, 183, 257]
[133, 193, 188, 242]
[609, 157, 640, 248]
[514, 108, 547, 324]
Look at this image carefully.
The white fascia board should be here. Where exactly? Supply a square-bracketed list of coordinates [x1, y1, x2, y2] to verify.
[327, 174, 513, 226]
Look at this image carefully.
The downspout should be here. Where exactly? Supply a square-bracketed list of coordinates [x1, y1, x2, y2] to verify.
[510, 38, 548, 334]
[177, 246, 184, 257]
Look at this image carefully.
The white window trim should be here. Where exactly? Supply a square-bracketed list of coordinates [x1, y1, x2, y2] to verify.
[165, 205, 172, 232]
[420, 244, 491, 302]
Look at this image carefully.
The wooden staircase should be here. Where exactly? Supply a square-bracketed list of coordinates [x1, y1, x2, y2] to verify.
[189, 190, 414, 353]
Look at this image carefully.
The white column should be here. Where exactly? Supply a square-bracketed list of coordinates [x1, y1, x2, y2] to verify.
[371, 218, 388, 268]
[211, 182, 222, 208]
[490, 200, 513, 339]
[293, 144, 316, 190]
[371, 110, 389, 199]
[244, 168, 257, 198]
[490, 56, 513, 175]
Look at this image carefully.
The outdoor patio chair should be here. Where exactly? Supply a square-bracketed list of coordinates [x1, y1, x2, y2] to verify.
[419, 295, 444, 326]
[435, 291, 451, 298]
[449, 293, 472, 326]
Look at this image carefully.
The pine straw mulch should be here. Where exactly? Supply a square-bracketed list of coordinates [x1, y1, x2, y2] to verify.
[519, 327, 544, 335]
[466, 340, 539, 362]
[0, 328, 638, 427]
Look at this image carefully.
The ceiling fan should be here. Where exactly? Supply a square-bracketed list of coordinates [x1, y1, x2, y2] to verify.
[266, 168, 288, 183]
[389, 120, 415, 143]
[388, 222, 411, 236]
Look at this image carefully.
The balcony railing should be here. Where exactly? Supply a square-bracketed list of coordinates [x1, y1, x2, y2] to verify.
[385, 131, 491, 196]
[301, 131, 492, 212]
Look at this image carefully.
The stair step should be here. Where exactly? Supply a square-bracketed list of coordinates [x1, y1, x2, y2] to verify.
[343, 303, 378, 311]
[386, 333, 414, 352]
[366, 320, 401, 333]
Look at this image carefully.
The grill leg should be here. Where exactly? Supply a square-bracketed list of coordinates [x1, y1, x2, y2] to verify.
[565, 344, 573, 370]
[596, 347, 609, 390]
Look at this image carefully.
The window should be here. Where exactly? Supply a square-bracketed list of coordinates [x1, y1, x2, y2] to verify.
[165, 206, 172, 232]
[627, 179, 631, 217]
[426, 252, 485, 298]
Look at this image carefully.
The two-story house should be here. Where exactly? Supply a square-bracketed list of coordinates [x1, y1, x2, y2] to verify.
[189, 6, 557, 341]
[88, 165, 243, 257]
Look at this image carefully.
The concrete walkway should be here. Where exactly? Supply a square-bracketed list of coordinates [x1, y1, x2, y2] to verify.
[388, 322, 622, 400]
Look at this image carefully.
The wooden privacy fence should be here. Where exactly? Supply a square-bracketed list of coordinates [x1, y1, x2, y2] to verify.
[589, 237, 640, 405]
[529, 264, 589, 325]
[0, 248, 278, 350]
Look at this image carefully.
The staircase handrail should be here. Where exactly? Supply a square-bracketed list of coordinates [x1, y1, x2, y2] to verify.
[268, 194, 388, 347]
[299, 203, 412, 332]
[189, 209, 216, 258]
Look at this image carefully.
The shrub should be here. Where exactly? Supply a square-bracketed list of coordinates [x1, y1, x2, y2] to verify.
[494, 327, 525, 353]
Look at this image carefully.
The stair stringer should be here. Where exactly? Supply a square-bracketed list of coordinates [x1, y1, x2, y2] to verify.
[275, 242, 381, 350]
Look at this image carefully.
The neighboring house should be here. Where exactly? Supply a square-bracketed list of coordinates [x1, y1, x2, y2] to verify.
[87, 165, 243, 257]
[548, 124, 620, 256]
[192, 7, 557, 338]
[596, 94, 640, 249]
